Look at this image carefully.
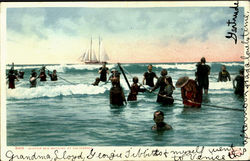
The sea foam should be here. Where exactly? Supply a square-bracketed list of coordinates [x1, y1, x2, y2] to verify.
[6, 84, 109, 99]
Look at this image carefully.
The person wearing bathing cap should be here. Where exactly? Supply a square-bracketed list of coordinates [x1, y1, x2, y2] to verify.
[176, 76, 203, 108]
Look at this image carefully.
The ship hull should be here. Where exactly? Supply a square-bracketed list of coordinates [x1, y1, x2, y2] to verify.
[83, 61, 108, 65]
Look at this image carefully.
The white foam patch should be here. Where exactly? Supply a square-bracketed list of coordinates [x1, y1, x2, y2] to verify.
[6, 64, 116, 73]
[208, 90, 233, 94]
[6, 84, 110, 99]
[155, 63, 197, 71]
[209, 81, 233, 90]
[6, 66, 40, 70]
[220, 62, 244, 67]
[46, 64, 116, 73]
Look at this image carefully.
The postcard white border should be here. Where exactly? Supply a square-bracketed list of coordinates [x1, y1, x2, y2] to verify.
[1, 1, 250, 161]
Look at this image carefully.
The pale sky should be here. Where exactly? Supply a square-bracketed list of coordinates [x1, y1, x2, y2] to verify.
[6, 6, 245, 64]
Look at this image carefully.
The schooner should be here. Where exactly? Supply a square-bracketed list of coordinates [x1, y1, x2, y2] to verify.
[79, 37, 109, 64]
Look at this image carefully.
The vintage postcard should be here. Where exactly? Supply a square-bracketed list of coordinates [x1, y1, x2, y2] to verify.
[1, 1, 250, 161]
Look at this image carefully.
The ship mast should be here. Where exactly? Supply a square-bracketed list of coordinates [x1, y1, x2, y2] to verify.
[99, 36, 101, 62]
[90, 36, 92, 61]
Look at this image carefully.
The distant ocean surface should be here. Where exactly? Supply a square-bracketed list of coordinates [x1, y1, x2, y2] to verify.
[6, 62, 244, 146]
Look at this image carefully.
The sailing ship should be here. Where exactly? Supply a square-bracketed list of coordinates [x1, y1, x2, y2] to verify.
[79, 37, 109, 64]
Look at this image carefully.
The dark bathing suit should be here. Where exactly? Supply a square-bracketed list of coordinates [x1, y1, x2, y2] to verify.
[99, 67, 109, 82]
[234, 75, 244, 96]
[49, 74, 58, 81]
[196, 63, 210, 90]
[218, 70, 231, 82]
[110, 85, 125, 106]
[144, 72, 156, 87]
[152, 76, 174, 105]
[8, 74, 17, 89]
[127, 83, 145, 101]
[39, 72, 47, 81]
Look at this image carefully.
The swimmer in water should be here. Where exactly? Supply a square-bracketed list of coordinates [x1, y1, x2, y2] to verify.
[218, 65, 231, 82]
[110, 77, 126, 106]
[152, 110, 172, 131]
[127, 76, 145, 101]
[48, 70, 58, 81]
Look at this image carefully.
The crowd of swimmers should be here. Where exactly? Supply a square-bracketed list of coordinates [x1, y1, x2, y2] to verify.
[96, 58, 244, 130]
[7, 63, 58, 88]
[7, 58, 245, 131]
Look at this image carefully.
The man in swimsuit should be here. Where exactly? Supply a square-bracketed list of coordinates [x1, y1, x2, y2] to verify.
[110, 77, 126, 106]
[233, 69, 244, 96]
[152, 110, 172, 131]
[99, 62, 109, 82]
[39, 66, 47, 81]
[7, 70, 19, 89]
[195, 57, 210, 94]
[48, 70, 58, 81]
[143, 64, 158, 87]
[30, 72, 38, 88]
[218, 65, 231, 82]
[127, 77, 145, 101]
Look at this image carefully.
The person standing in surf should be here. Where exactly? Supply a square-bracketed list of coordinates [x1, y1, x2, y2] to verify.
[39, 66, 47, 81]
[30, 72, 38, 88]
[195, 57, 210, 94]
[110, 77, 126, 106]
[99, 62, 109, 82]
[233, 68, 244, 96]
[218, 65, 231, 82]
[143, 64, 158, 88]
[7, 70, 19, 89]
[150, 69, 175, 105]
[48, 70, 58, 81]
[109, 69, 121, 82]
[176, 76, 202, 108]
[127, 77, 145, 101]
[8, 62, 18, 77]
[152, 110, 172, 131]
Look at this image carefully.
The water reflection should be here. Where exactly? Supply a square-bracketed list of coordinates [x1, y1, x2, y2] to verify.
[181, 106, 201, 114]
[203, 94, 211, 103]
[109, 104, 125, 116]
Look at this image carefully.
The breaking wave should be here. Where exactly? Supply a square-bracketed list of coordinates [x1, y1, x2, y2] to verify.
[6, 84, 109, 100]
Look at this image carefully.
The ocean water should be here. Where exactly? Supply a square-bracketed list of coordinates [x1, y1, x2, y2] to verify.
[6, 62, 245, 146]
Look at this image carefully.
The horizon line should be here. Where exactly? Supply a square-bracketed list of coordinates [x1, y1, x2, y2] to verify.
[5, 60, 244, 66]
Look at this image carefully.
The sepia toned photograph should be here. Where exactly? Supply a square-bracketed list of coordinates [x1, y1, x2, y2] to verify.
[1, 1, 249, 161]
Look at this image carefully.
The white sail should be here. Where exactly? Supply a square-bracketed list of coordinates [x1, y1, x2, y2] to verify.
[100, 41, 109, 62]
[83, 49, 90, 61]
[91, 50, 98, 62]
[81, 52, 86, 61]
[79, 37, 109, 63]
